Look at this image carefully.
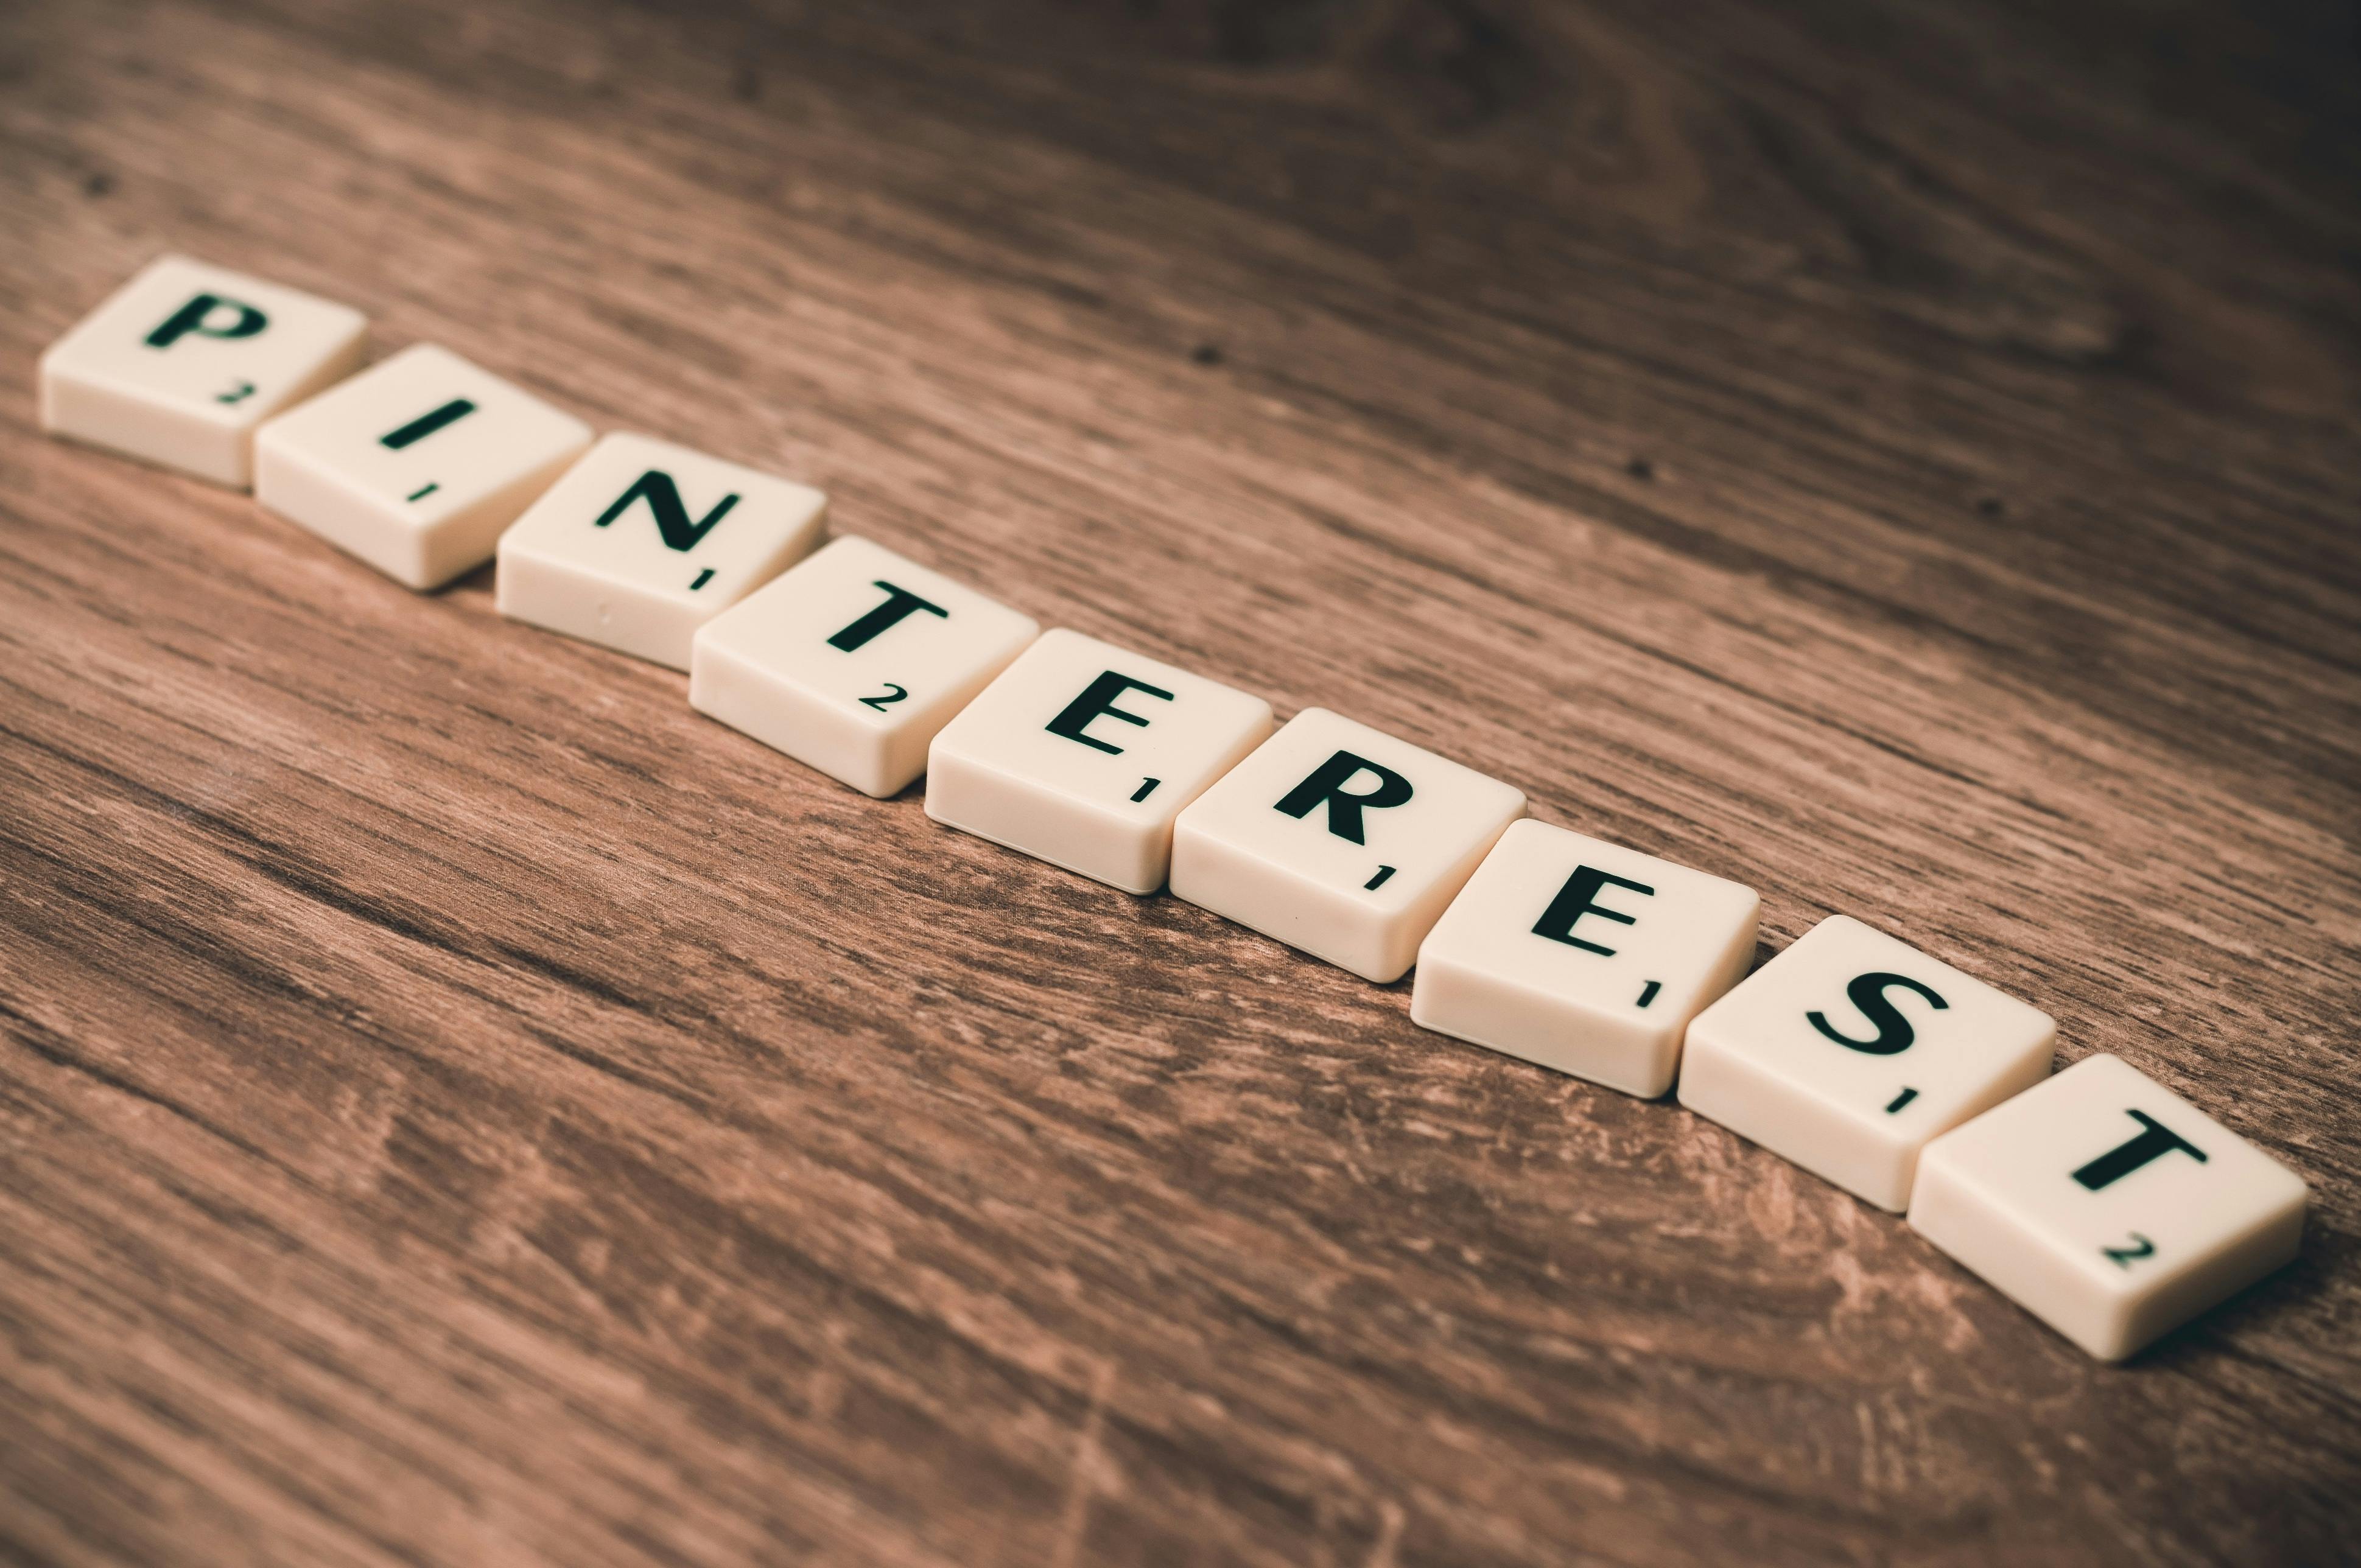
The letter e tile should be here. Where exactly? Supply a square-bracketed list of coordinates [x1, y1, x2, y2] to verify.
[1412, 820, 1758, 1096]
[925, 629, 1272, 894]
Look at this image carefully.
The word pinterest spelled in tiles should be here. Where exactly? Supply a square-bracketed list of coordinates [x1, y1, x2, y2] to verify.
[33, 254, 2309, 1364]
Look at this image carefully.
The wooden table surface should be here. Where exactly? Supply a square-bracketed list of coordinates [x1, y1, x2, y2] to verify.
[4, 2, 2359, 1563]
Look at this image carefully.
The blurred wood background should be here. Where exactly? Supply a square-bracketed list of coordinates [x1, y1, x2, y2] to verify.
[3, 1, 2358, 1563]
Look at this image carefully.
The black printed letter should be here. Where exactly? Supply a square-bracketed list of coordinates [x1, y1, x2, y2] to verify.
[380, 398, 478, 450]
[1045, 671, 1174, 755]
[145, 293, 268, 349]
[828, 581, 948, 653]
[2073, 1110, 2208, 1191]
[1806, 973, 1948, 1056]
[1532, 866, 1655, 956]
[594, 471, 740, 552]
[1274, 751, 1412, 845]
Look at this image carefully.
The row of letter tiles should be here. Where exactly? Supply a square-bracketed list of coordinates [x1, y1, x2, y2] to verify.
[32, 256, 832, 622]
[37, 257, 2309, 1362]
[40, 255, 368, 487]
[1427, 859, 2307, 1357]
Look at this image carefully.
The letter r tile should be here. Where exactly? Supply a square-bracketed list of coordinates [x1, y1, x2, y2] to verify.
[1170, 709, 1525, 983]
[1677, 914, 2055, 1211]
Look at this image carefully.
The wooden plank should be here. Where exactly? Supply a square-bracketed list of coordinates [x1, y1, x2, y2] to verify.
[1, 1, 2356, 1562]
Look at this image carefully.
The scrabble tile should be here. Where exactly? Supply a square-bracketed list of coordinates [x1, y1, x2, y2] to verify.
[1910, 1054, 2306, 1360]
[691, 536, 1040, 798]
[253, 345, 592, 590]
[39, 254, 368, 488]
[925, 629, 1272, 893]
[497, 433, 827, 670]
[1411, 821, 1758, 1097]
[1677, 914, 2054, 1211]
[1170, 709, 1526, 983]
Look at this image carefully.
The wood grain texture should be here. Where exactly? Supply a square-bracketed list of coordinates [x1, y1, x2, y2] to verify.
[4, 1, 2359, 1563]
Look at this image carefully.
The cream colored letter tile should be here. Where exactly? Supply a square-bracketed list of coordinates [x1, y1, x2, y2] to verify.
[924, 629, 1272, 893]
[1909, 1054, 2306, 1360]
[254, 344, 591, 590]
[691, 536, 1039, 797]
[496, 433, 826, 670]
[39, 254, 367, 488]
[1411, 821, 1758, 1096]
[1169, 709, 1525, 983]
[1677, 914, 2054, 1211]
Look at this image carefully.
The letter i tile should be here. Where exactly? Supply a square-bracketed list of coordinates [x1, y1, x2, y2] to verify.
[1677, 914, 2054, 1211]
[255, 344, 592, 589]
[1910, 1054, 2306, 1359]
[497, 432, 827, 670]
